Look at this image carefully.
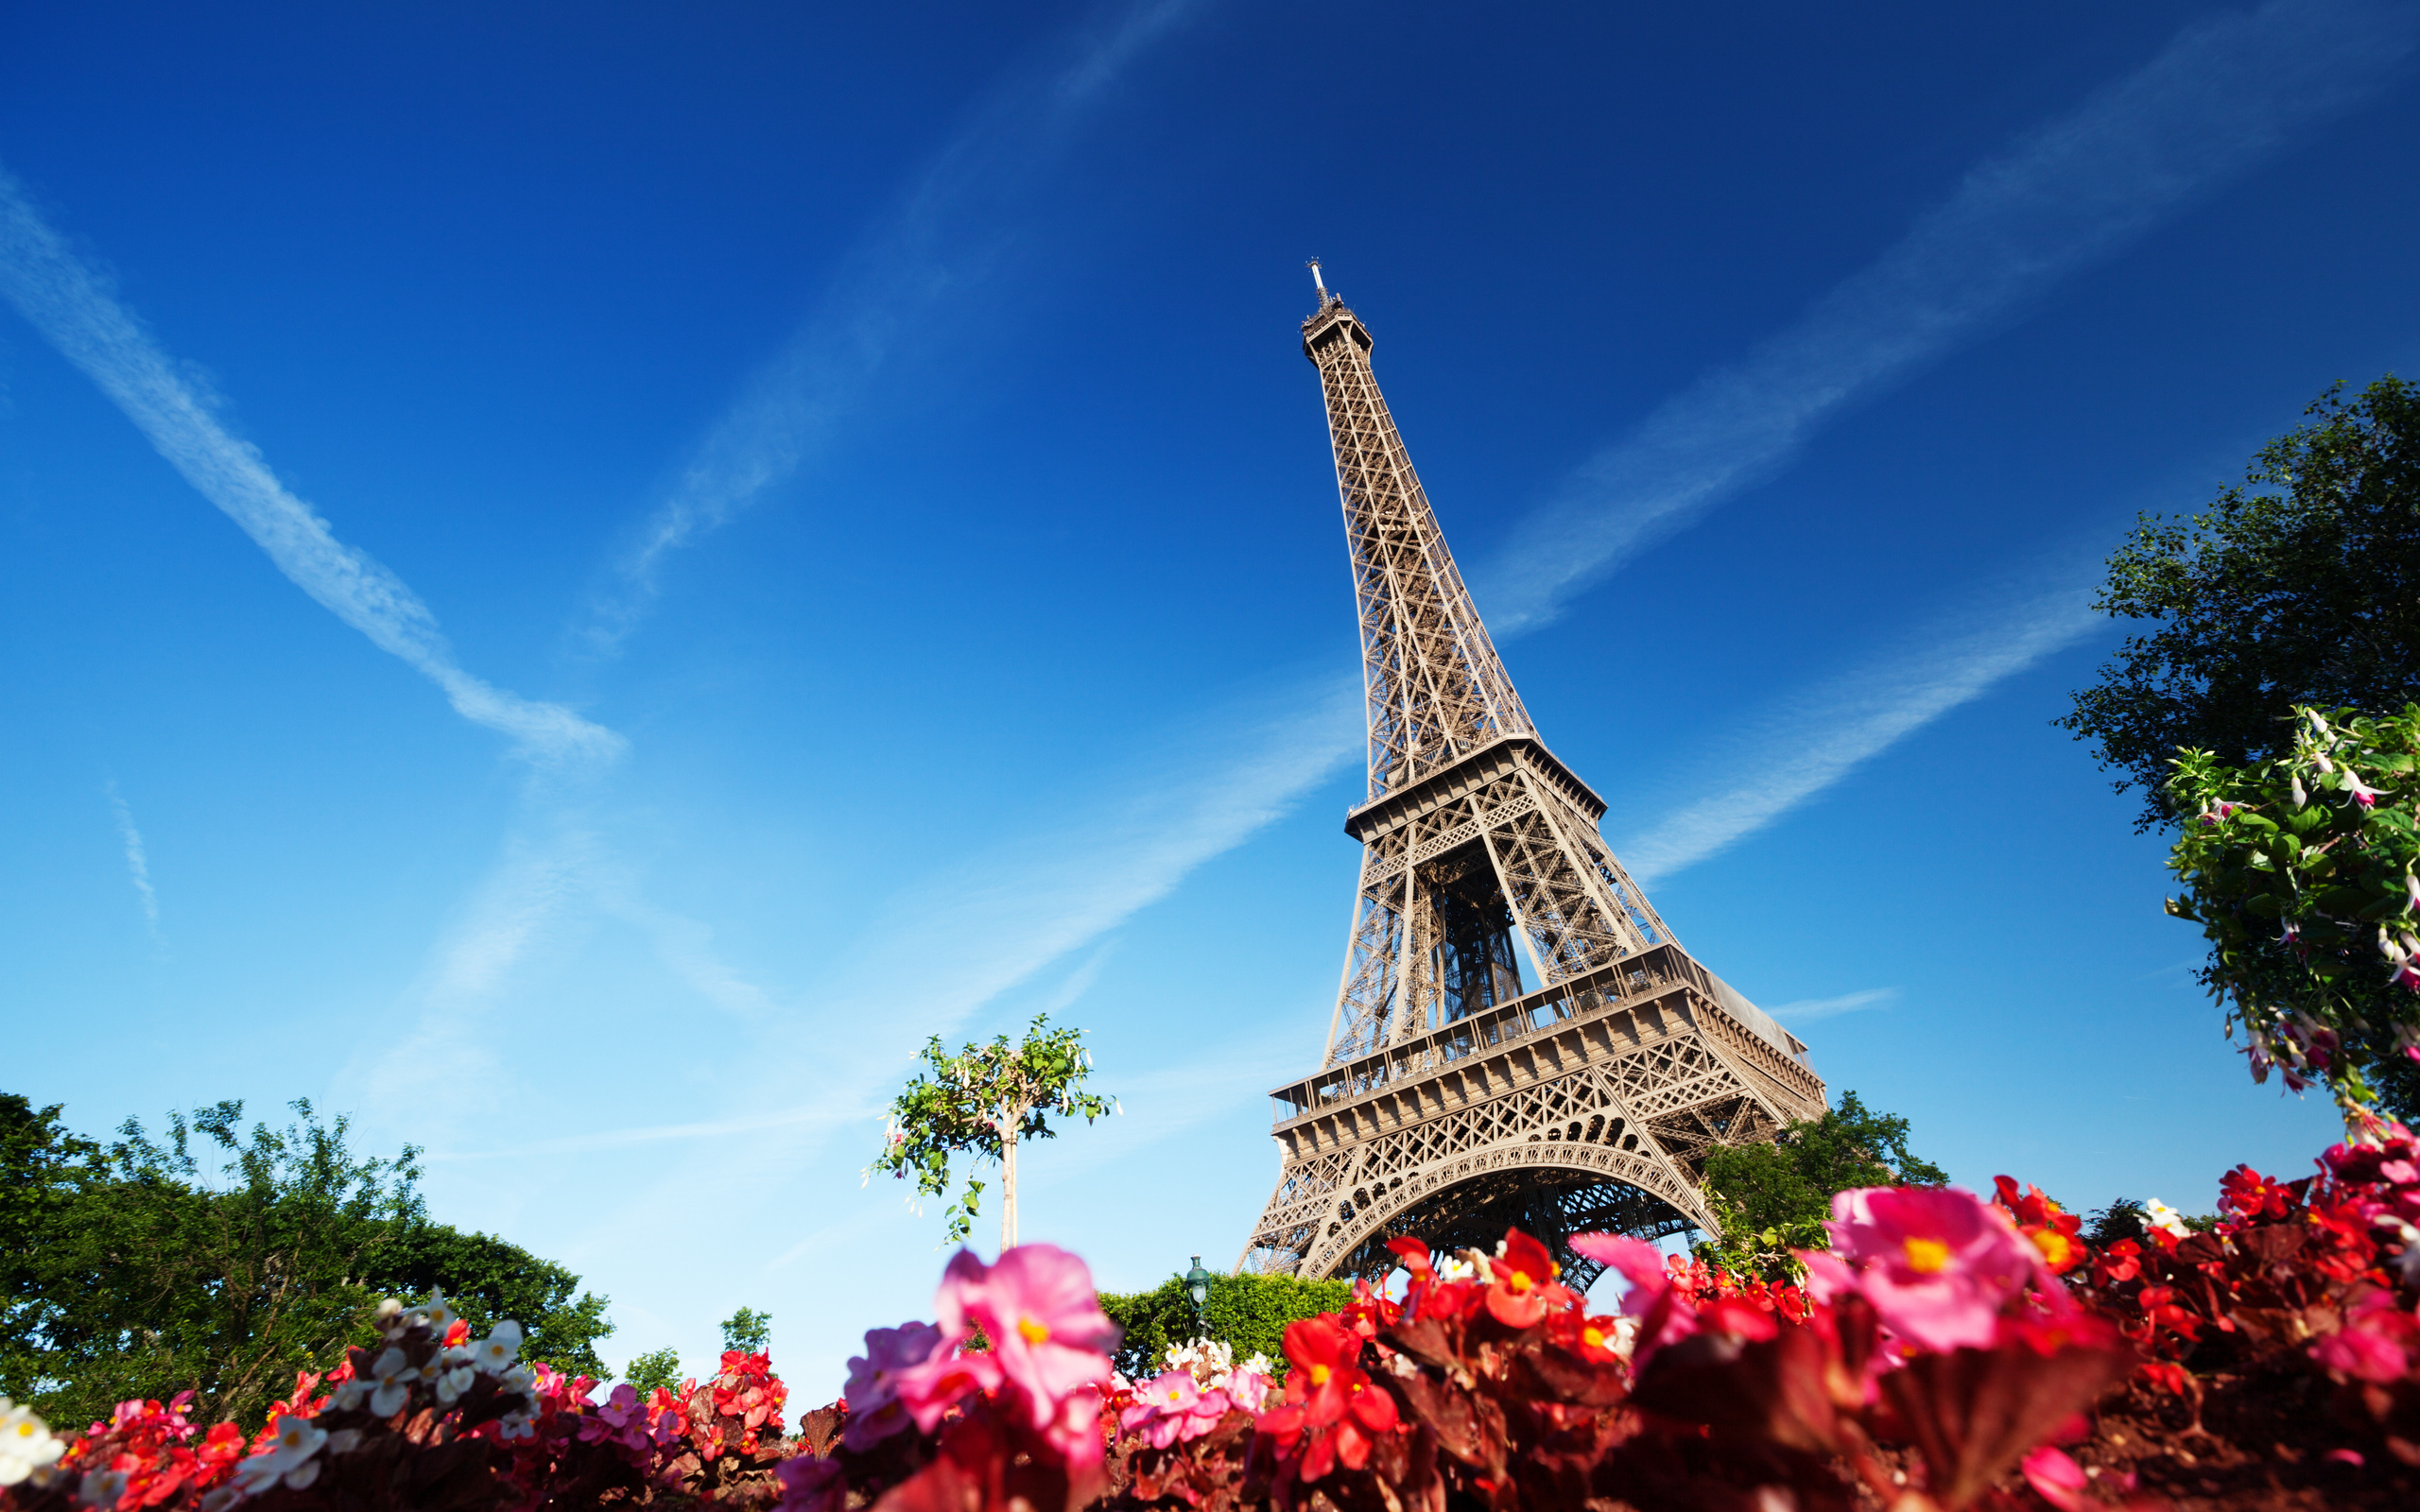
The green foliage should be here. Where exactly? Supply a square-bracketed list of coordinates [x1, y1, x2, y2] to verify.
[372, 1222, 614, 1379]
[2060, 376, 2420, 832]
[2164, 705, 2420, 1116]
[721, 1306, 771, 1356]
[1694, 1091, 1949, 1281]
[624, 1347, 683, 1395]
[1098, 1271, 1353, 1383]
[866, 1014, 1115, 1244]
[0, 1091, 614, 1431]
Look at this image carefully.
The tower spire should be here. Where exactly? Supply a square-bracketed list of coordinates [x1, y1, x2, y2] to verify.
[1301, 294, 1532, 799]
[1236, 286, 1827, 1288]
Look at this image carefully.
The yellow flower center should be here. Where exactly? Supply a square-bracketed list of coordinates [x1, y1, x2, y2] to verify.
[1016, 1317, 1050, 1346]
[1902, 1237, 1951, 1274]
[1582, 1327, 1605, 1349]
[1168, 1390, 1183, 1403]
[1308, 1364, 1332, 1386]
[2032, 1230, 2075, 1265]
[1506, 1269, 1533, 1294]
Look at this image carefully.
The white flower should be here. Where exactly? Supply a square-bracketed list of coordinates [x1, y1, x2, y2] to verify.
[420, 1291, 459, 1334]
[199, 1487, 240, 1512]
[325, 1429, 362, 1455]
[374, 1297, 404, 1323]
[0, 1400, 67, 1487]
[497, 1363, 535, 1394]
[496, 1414, 536, 1442]
[2145, 1200, 2191, 1239]
[436, 1366, 478, 1405]
[471, 1320, 525, 1374]
[78, 1469, 130, 1508]
[331, 1376, 370, 1412]
[368, 1347, 415, 1417]
[268, 1416, 327, 1462]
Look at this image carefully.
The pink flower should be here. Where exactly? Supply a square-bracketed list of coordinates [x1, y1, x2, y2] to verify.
[888, 1331, 1003, 1435]
[1806, 1187, 2039, 1352]
[1222, 1366, 1273, 1413]
[934, 1245, 1118, 1435]
[2309, 1289, 2419, 1383]
[773, 1453, 847, 1512]
[841, 1322, 948, 1449]
[1571, 1232, 1696, 1366]
[1119, 1371, 1232, 1450]
[2020, 1446, 2093, 1512]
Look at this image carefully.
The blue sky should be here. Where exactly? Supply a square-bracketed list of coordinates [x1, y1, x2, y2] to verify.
[5, 0, 2417, 1387]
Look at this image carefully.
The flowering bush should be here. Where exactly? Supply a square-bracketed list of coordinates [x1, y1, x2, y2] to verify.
[0, 1288, 794, 1512]
[14, 1122, 2420, 1510]
[2167, 704, 2420, 1108]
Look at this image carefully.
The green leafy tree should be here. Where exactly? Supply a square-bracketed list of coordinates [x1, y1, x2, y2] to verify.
[2060, 376, 2420, 832]
[1098, 1271, 1353, 1383]
[0, 1093, 614, 1430]
[721, 1306, 771, 1356]
[624, 1347, 683, 1395]
[2164, 705, 2420, 1117]
[372, 1223, 614, 1379]
[867, 1015, 1115, 1249]
[1694, 1091, 1949, 1281]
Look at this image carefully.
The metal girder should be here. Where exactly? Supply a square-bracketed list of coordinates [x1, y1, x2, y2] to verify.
[1240, 286, 1829, 1283]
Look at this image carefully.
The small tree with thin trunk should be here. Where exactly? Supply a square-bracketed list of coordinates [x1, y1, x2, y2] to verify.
[866, 1014, 1115, 1251]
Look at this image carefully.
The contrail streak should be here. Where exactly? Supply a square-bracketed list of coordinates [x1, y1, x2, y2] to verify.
[581, 0, 1203, 653]
[0, 165, 623, 765]
[1614, 579, 2100, 884]
[1480, 0, 2420, 634]
[103, 778, 162, 939]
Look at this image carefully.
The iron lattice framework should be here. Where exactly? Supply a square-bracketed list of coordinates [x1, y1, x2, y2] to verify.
[1237, 278, 1828, 1284]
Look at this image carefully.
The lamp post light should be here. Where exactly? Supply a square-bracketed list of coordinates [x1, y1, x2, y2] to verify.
[1184, 1256, 1213, 1337]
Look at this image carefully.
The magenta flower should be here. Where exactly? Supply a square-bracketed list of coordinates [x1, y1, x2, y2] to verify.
[934, 1244, 1118, 1435]
[1222, 1364, 1273, 1413]
[2310, 1290, 2419, 1383]
[842, 1321, 949, 1449]
[1571, 1232, 1697, 1366]
[1119, 1371, 1231, 1450]
[2342, 767, 2391, 807]
[1804, 1187, 2039, 1352]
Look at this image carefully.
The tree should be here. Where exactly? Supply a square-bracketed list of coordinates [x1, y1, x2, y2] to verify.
[623, 1347, 683, 1394]
[2059, 376, 2420, 831]
[1694, 1091, 1949, 1281]
[0, 1092, 615, 1430]
[2164, 705, 2420, 1117]
[372, 1222, 614, 1379]
[866, 1015, 1115, 1249]
[721, 1306, 771, 1356]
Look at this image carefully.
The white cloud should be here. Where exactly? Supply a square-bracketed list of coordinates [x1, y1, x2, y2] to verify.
[1479, 0, 2420, 635]
[1765, 988, 1897, 1025]
[102, 778, 161, 940]
[0, 164, 622, 766]
[580, 0, 1204, 653]
[1614, 575, 2100, 883]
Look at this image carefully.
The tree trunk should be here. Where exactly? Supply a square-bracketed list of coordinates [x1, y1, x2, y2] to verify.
[1001, 1099, 1028, 1254]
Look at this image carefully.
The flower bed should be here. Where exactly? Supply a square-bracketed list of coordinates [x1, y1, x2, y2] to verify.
[8, 1121, 2420, 1511]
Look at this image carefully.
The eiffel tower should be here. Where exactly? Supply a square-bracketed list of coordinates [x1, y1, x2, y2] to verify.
[1237, 267, 1829, 1285]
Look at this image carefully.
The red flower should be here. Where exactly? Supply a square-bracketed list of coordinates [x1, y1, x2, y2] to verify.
[1254, 1315, 1400, 1481]
[1484, 1228, 1566, 1329]
[1993, 1176, 2085, 1274]
[2218, 1164, 2296, 1220]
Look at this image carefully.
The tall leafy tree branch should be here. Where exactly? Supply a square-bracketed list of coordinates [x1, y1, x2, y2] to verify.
[2060, 376, 2420, 831]
[867, 1015, 1115, 1250]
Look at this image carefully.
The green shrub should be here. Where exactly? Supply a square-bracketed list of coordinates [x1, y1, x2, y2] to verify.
[1098, 1271, 1352, 1382]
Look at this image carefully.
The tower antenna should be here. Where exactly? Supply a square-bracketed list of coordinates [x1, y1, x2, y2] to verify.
[1307, 258, 1328, 302]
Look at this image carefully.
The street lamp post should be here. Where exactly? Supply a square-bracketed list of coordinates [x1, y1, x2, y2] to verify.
[1184, 1256, 1213, 1338]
